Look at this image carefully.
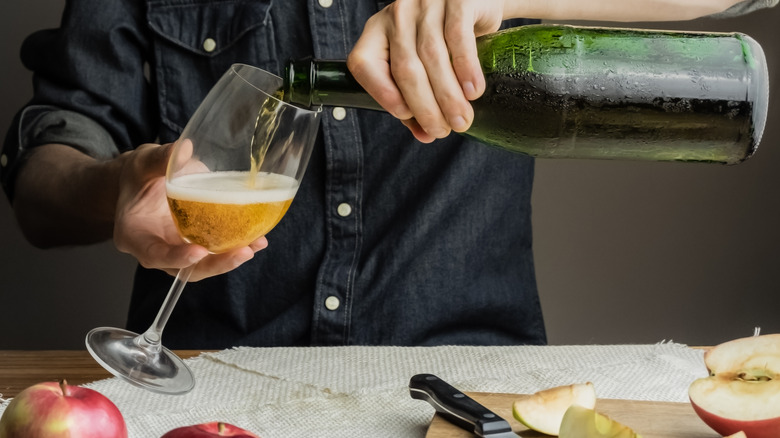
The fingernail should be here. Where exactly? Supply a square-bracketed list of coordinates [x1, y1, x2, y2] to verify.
[425, 127, 449, 138]
[462, 81, 476, 98]
[188, 249, 207, 264]
[451, 116, 468, 132]
[393, 104, 413, 120]
[188, 254, 204, 264]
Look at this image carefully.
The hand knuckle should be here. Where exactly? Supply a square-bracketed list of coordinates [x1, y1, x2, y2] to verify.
[390, 59, 421, 84]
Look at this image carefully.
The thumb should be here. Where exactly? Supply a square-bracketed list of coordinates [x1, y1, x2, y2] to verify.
[165, 138, 206, 176]
[134, 142, 175, 177]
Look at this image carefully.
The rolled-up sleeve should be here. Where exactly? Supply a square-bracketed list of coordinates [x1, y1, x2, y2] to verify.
[712, 0, 779, 17]
[1, 0, 155, 201]
[1, 106, 119, 200]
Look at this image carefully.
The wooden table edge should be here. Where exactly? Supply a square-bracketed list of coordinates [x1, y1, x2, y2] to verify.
[0, 350, 213, 399]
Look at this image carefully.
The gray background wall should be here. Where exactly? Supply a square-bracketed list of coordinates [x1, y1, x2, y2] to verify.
[1, 2, 778, 349]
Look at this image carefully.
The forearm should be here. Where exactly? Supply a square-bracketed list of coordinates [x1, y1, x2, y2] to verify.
[505, 0, 743, 22]
[12, 144, 123, 247]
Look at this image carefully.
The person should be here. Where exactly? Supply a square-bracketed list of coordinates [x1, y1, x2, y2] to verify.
[1, 0, 775, 348]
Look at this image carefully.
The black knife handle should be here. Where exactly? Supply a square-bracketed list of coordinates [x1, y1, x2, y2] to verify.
[409, 373, 513, 436]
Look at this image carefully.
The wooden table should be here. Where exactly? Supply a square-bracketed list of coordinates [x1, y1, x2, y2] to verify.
[1, 347, 711, 400]
[0, 350, 205, 398]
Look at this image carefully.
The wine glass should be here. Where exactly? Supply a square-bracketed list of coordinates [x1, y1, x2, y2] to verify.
[85, 64, 321, 395]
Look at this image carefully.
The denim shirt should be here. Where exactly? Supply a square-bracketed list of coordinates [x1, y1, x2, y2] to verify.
[1, 0, 545, 348]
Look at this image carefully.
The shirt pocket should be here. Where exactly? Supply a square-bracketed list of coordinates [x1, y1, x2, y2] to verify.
[147, 0, 277, 137]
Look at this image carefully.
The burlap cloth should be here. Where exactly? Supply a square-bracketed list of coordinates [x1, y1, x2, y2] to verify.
[0, 343, 706, 437]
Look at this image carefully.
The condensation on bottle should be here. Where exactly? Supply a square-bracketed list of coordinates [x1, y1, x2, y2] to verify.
[284, 24, 769, 165]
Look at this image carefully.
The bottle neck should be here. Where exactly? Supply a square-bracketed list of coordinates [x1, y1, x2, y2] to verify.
[284, 58, 385, 111]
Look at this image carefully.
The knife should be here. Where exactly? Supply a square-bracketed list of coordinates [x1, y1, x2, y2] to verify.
[409, 373, 518, 438]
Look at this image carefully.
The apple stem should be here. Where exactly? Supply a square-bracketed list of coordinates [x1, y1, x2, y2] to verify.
[218, 422, 225, 434]
[59, 379, 70, 397]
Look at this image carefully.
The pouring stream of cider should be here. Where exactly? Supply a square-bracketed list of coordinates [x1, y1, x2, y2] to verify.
[249, 90, 285, 188]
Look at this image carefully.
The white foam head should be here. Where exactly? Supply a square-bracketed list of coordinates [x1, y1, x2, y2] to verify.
[166, 171, 298, 204]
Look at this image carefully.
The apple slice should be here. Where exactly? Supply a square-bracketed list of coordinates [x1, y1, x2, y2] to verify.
[512, 382, 597, 435]
[688, 333, 780, 438]
[559, 405, 641, 438]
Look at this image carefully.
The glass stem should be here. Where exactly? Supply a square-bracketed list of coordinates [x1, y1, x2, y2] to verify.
[137, 264, 196, 353]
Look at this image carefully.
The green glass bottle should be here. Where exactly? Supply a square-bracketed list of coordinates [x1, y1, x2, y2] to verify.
[284, 24, 769, 164]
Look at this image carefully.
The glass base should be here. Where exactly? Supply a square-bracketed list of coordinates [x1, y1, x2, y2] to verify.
[85, 327, 195, 395]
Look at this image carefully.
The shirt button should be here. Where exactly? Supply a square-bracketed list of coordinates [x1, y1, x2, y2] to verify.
[203, 38, 217, 53]
[0, 154, 7, 168]
[337, 203, 352, 217]
[325, 295, 340, 311]
[318, 0, 334, 8]
[332, 106, 347, 121]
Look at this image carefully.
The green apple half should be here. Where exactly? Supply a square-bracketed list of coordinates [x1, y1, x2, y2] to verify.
[512, 382, 597, 435]
[688, 333, 780, 438]
[559, 405, 641, 438]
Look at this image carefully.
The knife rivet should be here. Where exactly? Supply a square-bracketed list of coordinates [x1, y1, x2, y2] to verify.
[483, 413, 496, 418]
[453, 393, 465, 398]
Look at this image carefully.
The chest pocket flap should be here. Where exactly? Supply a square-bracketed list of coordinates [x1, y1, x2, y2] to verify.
[147, 0, 272, 57]
[145, 0, 276, 138]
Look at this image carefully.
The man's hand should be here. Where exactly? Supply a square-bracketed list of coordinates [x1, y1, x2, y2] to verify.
[112, 143, 267, 282]
[347, 0, 508, 143]
[346, 0, 746, 143]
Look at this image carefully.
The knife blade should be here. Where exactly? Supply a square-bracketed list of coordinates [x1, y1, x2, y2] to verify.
[409, 373, 518, 438]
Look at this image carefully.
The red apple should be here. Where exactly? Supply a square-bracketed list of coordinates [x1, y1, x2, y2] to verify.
[688, 333, 780, 438]
[0, 380, 127, 438]
[161, 422, 260, 437]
